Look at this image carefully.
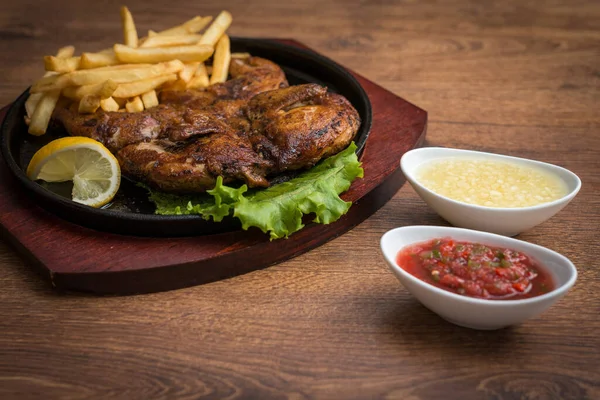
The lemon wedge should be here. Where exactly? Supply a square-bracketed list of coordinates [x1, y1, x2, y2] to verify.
[26, 137, 121, 208]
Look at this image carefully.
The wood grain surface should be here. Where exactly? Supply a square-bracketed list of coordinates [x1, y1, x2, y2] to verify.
[0, 0, 599, 399]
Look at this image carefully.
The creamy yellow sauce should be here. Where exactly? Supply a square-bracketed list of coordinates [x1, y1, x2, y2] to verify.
[416, 158, 568, 208]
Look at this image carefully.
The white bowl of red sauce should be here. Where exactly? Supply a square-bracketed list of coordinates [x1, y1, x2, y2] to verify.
[400, 147, 581, 236]
[380, 226, 577, 330]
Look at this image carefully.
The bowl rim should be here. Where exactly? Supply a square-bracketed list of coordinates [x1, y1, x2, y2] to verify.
[400, 147, 582, 213]
[380, 225, 578, 307]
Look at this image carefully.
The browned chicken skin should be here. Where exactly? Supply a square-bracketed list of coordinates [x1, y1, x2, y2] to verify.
[117, 135, 272, 191]
[159, 56, 288, 107]
[53, 104, 232, 152]
[50, 56, 361, 193]
[247, 83, 361, 172]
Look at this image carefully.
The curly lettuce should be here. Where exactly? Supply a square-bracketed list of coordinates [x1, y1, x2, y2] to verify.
[147, 142, 363, 239]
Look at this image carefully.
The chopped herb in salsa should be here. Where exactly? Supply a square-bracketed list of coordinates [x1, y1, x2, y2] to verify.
[396, 238, 555, 300]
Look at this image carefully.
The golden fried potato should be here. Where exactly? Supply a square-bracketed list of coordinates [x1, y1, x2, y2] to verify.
[78, 95, 101, 114]
[80, 51, 120, 69]
[187, 63, 209, 88]
[70, 60, 183, 86]
[125, 96, 144, 112]
[30, 74, 71, 94]
[210, 34, 230, 84]
[28, 90, 61, 135]
[140, 34, 203, 48]
[25, 93, 43, 120]
[198, 11, 232, 46]
[44, 56, 81, 73]
[62, 80, 118, 100]
[156, 16, 212, 36]
[141, 90, 159, 109]
[179, 62, 200, 82]
[26, 48, 71, 121]
[113, 73, 177, 98]
[26, 8, 241, 123]
[56, 46, 75, 58]
[114, 43, 213, 63]
[32, 61, 183, 92]
[120, 6, 138, 47]
[100, 97, 120, 112]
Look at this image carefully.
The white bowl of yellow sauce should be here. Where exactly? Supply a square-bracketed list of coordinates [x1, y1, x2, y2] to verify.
[400, 147, 581, 236]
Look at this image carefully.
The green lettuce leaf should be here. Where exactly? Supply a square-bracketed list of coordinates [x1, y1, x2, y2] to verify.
[147, 142, 363, 239]
[234, 142, 363, 239]
[148, 177, 246, 222]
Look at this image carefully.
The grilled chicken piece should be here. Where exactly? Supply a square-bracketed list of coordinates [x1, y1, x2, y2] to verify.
[52, 104, 233, 153]
[117, 133, 272, 192]
[49, 55, 360, 193]
[247, 83, 361, 172]
[159, 56, 288, 107]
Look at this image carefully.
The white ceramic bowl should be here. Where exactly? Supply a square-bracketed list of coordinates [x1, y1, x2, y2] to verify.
[400, 147, 581, 236]
[380, 226, 577, 330]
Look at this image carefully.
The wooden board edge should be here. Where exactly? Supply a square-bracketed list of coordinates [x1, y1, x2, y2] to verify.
[50, 122, 427, 294]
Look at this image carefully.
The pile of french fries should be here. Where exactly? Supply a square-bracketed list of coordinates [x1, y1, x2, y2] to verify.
[26, 7, 245, 136]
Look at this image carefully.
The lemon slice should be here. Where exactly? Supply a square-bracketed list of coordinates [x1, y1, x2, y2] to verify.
[26, 137, 121, 208]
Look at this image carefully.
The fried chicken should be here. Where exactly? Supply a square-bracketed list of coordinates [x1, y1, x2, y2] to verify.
[247, 83, 361, 172]
[51, 56, 361, 193]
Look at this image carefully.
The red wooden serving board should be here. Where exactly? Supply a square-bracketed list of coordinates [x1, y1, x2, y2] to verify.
[0, 41, 427, 295]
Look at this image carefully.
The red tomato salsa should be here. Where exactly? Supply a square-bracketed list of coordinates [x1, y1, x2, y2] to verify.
[396, 238, 554, 300]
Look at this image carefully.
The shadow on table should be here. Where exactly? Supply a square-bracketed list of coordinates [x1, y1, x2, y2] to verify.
[377, 296, 520, 356]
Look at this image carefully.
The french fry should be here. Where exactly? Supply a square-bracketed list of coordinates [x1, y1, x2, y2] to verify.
[30, 73, 71, 94]
[125, 96, 144, 112]
[67, 60, 184, 86]
[78, 95, 101, 114]
[100, 97, 120, 112]
[231, 52, 251, 59]
[121, 6, 138, 47]
[156, 16, 212, 36]
[32, 62, 180, 92]
[44, 56, 81, 73]
[25, 93, 43, 120]
[28, 89, 61, 135]
[26, 48, 69, 121]
[180, 16, 213, 34]
[141, 90, 159, 109]
[96, 80, 120, 98]
[62, 80, 118, 100]
[179, 62, 200, 82]
[114, 43, 213, 64]
[80, 51, 120, 69]
[26, 8, 243, 121]
[25, 70, 56, 116]
[210, 34, 230, 84]
[140, 34, 204, 48]
[56, 46, 75, 58]
[113, 73, 177, 98]
[198, 11, 232, 46]
[187, 63, 209, 88]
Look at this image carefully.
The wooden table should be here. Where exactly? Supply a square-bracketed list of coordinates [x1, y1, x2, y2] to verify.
[1, 1, 598, 398]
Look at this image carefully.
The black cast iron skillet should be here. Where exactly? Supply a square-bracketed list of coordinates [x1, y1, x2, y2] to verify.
[1, 38, 372, 237]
